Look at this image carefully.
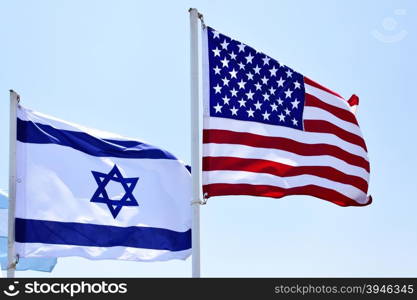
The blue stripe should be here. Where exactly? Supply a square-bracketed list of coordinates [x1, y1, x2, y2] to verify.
[17, 118, 177, 160]
[15, 218, 191, 251]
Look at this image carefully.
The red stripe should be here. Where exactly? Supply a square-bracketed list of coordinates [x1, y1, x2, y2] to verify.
[203, 129, 370, 172]
[305, 93, 358, 125]
[348, 94, 359, 107]
[304, 76, 343, 99]
[304, 120, 367, 151]
[203, 183, 372, 207]
[203, 156, 368, 193]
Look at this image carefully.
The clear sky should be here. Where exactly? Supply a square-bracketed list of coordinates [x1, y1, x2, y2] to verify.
[0, 0, 416, 277]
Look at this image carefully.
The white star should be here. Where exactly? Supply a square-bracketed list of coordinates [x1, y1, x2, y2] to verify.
[261, 76, 269, 85]
[262, 110, 271, 120]
[294, 81, 301, 89]
[284, 88, 293, 98]
[284, 107, 291, 115]
[237, 43, 246, 52]
[238, 62, 245, 70]
[269, 66, 278, 77]
[291, 99, 300, 109]
[238, 98, 247, 107]
[229, 51, 237, 60]
[246, 72, 254, 80]
[245, 53, 254, 64]
[230, 88, 238, 97]
[269, 87, 276, 95]
[262, 93, 270, 101]
[278, 113, 285, 122]
[270, 103, 278, 111]
[220, 57, 229, 68]
[213, 84, 222, 94]
[229, 68, 238, 79]
[245, 90, 254, 100]
[213, 66, 221, 75]
[253, 65, 261, 74]
[262, 56, 271, 65]
[246, 108, 255, 117]
[291, 118, 298, 126]
[277, 77, 285, 87]
[212, 47, 221, 57]
[254, 82, 262, 91]
[277, 98, 284, 105]
[222, 95, 231, 105]
[237, 79, 246, 89]
[254, 101, 262, 110]
[222, 77, 230, 86]
[286, 69, 293, 78]
[220, 39, 229, 50]
[213, 103, 222, 113]
[212, 30, 220, 39]
[230, 106, 238, 116]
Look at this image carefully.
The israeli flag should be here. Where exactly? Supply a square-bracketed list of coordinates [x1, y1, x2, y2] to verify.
[0, 190, 57, 272]
[14, 106, 191, 261]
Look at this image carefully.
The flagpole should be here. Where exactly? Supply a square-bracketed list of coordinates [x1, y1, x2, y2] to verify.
[7, 90, 19, 278]
[189, 8, 201, 278]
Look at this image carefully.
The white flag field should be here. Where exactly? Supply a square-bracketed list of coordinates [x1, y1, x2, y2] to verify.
[14, 106, 192, 261]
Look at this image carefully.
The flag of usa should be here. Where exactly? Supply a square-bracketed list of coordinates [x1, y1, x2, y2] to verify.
[202, 26, 371, 206]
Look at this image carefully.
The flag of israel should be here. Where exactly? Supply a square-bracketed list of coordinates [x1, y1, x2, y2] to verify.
[14, 106, 192, 261]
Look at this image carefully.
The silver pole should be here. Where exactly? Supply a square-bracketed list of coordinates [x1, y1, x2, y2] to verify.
[7, 90, 19, 278]
[189, 8, 201, 278]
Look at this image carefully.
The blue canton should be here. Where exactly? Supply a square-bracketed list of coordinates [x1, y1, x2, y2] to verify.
[207, 27, 306, 130]
[90, 164, 139, 219]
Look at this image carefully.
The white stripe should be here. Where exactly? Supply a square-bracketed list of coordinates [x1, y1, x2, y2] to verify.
[204, 117, 369, 161]
[15, 242, 191, 261]
[203, 170, 368, 204]
[203, 143, 369, 180]
[17, 105, 147, 142]
[305, 84, 351, 111]
[304, 106, 364, 138]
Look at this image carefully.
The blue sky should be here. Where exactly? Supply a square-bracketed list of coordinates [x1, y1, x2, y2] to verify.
[0, 0, 416, 277]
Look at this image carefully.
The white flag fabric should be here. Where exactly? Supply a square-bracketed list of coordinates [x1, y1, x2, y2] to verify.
[15, 106, 192, 261]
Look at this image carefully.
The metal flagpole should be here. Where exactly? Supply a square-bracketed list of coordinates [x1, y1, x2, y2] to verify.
[189, 8, 201, 278]
[7, 90, 19, 278]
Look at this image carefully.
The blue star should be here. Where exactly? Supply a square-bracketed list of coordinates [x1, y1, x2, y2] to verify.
[90, 164, 139, 219]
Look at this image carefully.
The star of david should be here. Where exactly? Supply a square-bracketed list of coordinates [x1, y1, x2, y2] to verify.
[90, 164, 139, 219]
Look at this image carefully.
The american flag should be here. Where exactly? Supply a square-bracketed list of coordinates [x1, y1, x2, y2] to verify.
[202, 26, 371, 206]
